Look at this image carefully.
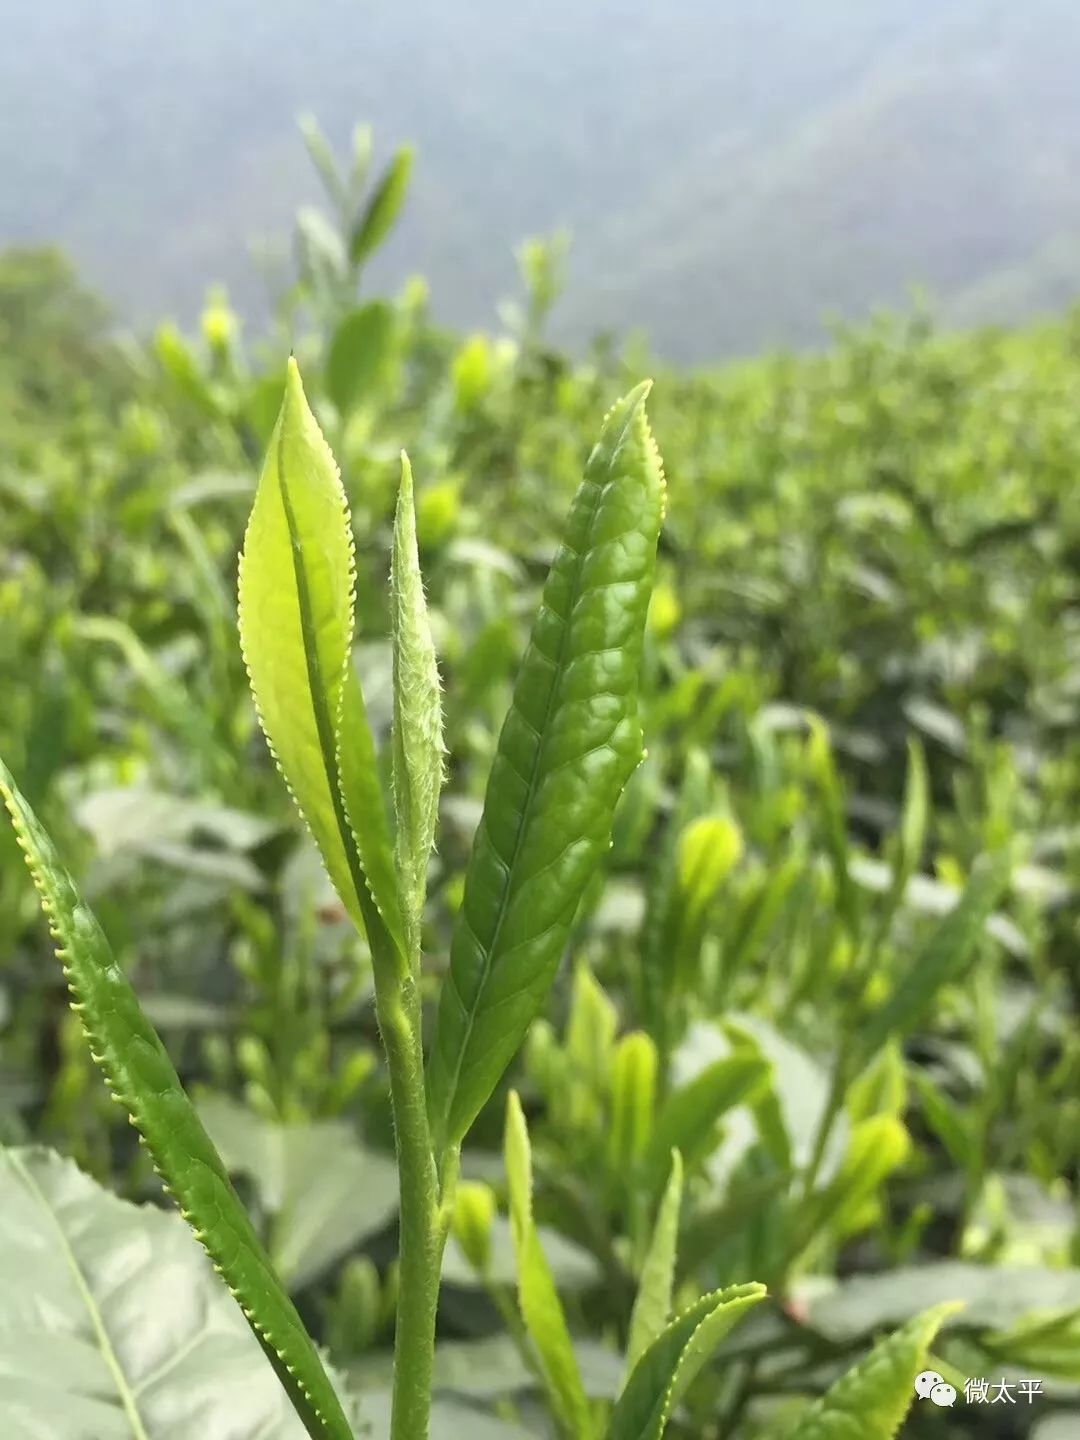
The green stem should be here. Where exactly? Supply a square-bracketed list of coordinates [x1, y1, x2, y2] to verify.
[368, 920, 443, 1440]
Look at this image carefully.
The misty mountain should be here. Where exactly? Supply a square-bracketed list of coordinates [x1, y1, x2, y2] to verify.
[3, 0, 1079, 359]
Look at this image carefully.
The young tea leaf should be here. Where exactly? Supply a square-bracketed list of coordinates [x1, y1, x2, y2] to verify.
[326, 302, 397, 418]
[0, 758, 355, 1440]
[238, 357, 404, 960]
[428, 383, 666, 1153]
[608, 1284, 766, 1440]
[504, 1092, 592, 1440]
[643, 1052, 770, 1187]
[390, 451, 445, 958]
[787, 1301, 962, 1439]
[625, 1151, 684, 1373]
[350, 145, 415, 267]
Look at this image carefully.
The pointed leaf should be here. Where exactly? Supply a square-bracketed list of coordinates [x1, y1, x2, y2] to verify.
[504, 1092, 592, 1439]
[787, 1302, 962, 1439]
[643, 1053, 769, 1186]
[607, 1284, 766, 1440]
[858, 852, 1012, 1060]
[349, 146, 414, 266]
[238, 358, 404, 956]
[428, 383, 666, 1152]
[625, 1152, 683, 1372]
[391, 452, 445, 956]
[0, 760, 355, 1440]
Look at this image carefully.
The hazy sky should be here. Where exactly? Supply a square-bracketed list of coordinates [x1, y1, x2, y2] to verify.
[3, 1, 1077, 358]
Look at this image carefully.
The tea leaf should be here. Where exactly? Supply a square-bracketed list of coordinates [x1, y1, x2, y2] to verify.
[858, 852, 1013, 1061]
[0, 1146, 353, 1439]
[238, 357, 404, 958]
[390, 451, 445, 957]
[350, 145, 414, 267]
[644, 1052, 770, 1185]
[326, 302, 396, 417]
[626, 1151, 684, 1372]
[0, 758, 355, 1440]
[787, 1302, 962, 1439]
[428, 382, 665, 1152]
[608, 1284, 766, 1439]
[504, 1092, 592, 1439]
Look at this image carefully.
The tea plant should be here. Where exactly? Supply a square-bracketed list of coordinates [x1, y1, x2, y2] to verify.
[0, 363, 961, 1438]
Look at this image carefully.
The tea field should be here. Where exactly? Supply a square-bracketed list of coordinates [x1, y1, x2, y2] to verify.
[3, 135, 1080, 1438]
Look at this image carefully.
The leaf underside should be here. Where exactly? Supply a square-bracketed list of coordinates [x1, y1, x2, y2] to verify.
[0, 1145, 342, 1440]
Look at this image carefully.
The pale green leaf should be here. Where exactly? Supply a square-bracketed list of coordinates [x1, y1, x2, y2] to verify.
[504, 1092, 592, 1439]
[238, 357, 404, 957]
[787, 1302, 962, 1439]
[625, 1151, 683, 1373]
[390, 451, 445, 957]
[607, 1284, 766, 1440]
[0, 1145, 357, 1440]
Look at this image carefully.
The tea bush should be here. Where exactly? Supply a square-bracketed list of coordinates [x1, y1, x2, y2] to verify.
[2, 124, 1080, 1438]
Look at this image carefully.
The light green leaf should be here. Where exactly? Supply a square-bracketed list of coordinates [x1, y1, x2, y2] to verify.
[298, 114, 347, 213]
[390, 451, 445, 957]
[0, 1146, 359, 1440]
[350, 145, 415, 267]
[325, 303, 396, 418]
[609, 1031, 659, 1174]
[644, 1052, 769, 1185]
[806, 716, 857, 932]
[625, 1152, 683, 1373]
[238, 357, 404, 959]
[504, 1092, 592, 1440]
[0, 758, 355, 1440]
[607, 1284, 766, 1440]
[896, 737, 929, 897]
[428, 383, 666, 1153]
[787, 1302, 962, 1439]
[796, 1116, 911, 1255]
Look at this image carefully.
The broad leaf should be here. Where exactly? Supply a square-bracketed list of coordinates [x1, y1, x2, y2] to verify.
[428, 383, 666, 1152]
[0, 1146, 358, 1440]
[625, 1152, 683, 1373]
[390, 451, 444, 957]
[607, 1284, 766, 1440]
[504, 1092, 592, 1439]
[325, 303, 396, 418]
[238, 357, 404, 958]
[804, 1262, 1080, 1341]
[786, 1302, 961, 1439]
[0, 760, 354, 1440]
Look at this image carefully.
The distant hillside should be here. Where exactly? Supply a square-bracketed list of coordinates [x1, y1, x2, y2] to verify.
[3, 0, 1080, 359]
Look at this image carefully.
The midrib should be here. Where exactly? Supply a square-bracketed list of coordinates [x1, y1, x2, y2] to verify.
[12, 1152, 151, 1440]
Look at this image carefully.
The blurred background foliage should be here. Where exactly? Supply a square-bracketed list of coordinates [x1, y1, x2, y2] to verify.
[3, 121, 1080, 1437]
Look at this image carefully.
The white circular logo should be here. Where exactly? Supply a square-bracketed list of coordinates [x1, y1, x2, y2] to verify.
[914, 1370, 945, 1400]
